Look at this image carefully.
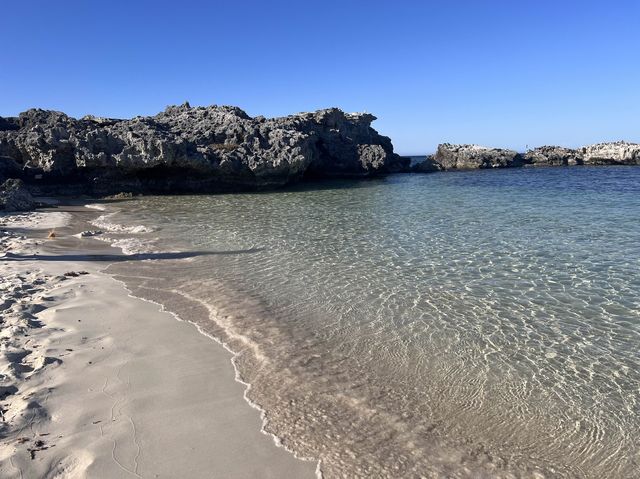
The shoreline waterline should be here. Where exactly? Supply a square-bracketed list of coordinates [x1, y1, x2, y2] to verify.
[83, 167, 640, 478]
[3, 164, 637, 477]
[105, 255, 325, 477]
[0, 204, 318, 478]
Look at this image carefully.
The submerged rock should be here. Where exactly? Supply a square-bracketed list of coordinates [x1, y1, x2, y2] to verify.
[0, 104, 407, 194]
[523, 146, 583, 166]
[0, 179, 36, 211]
[432, 144, 524, 170]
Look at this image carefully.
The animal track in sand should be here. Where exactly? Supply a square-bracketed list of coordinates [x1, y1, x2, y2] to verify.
[99, 358, 142, 477]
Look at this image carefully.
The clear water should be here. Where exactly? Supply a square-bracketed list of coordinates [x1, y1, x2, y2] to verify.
[100, 167, 640, 478]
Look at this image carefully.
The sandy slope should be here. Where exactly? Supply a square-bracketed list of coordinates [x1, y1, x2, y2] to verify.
[0, 207, 316, 478]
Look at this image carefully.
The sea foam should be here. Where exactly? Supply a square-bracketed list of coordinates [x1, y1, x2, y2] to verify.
[91, 213, 154, 234]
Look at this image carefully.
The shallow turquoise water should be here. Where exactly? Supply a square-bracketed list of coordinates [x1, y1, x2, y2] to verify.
[101, 167, 640, 478]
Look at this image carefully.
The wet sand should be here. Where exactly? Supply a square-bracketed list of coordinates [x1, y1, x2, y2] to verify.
[0, 205, 317, 478]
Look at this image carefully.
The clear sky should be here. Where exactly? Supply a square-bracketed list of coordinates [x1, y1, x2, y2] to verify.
[1, 1, 639, 154]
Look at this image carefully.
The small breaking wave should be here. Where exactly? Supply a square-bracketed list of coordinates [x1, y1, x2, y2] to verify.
[90, 232, 160, 256]
[83, 202, 158, 255]
[84, 203, 107, 211]
[91, 213, 154, 234]
[110, 237, 158, 255]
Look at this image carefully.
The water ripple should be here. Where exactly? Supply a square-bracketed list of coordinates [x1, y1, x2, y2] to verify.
[106, 167, 640, 478]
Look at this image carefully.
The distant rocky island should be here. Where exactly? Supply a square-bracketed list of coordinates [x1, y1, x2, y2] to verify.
[411, 142, 640, 172]
[0, 103, 638, 204]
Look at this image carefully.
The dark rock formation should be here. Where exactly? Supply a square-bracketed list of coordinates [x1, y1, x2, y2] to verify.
[411, 155, 442, 173]
[523, 146, 583, 166]
[432, 144, 524, 170]
[0, 104, 407, 194]
[0, 179, 36, 211]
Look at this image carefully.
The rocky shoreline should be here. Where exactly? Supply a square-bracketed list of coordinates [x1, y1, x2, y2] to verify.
[0, 104, 406, 197]
[1, 103, 639, 203]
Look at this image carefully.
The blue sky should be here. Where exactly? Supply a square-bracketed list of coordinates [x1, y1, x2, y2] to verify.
[1, 1, 639, 154]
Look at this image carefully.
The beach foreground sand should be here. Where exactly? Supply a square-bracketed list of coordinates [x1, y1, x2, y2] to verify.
[0, 206, 317, 478]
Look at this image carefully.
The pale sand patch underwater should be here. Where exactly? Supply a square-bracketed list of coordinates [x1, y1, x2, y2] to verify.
[0, 206, 316, 478]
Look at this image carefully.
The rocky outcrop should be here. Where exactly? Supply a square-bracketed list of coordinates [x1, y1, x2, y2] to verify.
[522, 143, 640, 167]
[0, 104, 407, 194]
[523, 146, 582, 166]
[432, 144, 524, 170]
[0, 179, 36, 211]
[581, 142, 640, 165]
[2, 104, 637, 191]
[411, 155, 442, 173]
[420, 142, 640, 172]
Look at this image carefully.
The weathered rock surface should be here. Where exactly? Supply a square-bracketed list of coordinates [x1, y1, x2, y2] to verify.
[581, 141, 640, 165]
[0, 104, 407, 194]
[0, 179, 36, 211]
[523, 146, 583, 166]
[422, 142, 640, 172]
[432, 144, 524, 170]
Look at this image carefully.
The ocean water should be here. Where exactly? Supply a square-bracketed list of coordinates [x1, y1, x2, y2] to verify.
[97, 167, 640, 478]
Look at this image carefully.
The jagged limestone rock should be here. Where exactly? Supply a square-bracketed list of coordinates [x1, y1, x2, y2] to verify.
[0, 104, 407, 194]
[432, 144, 524, 170]
[581, 142, 640, 165]
[523, 146, 583, 166]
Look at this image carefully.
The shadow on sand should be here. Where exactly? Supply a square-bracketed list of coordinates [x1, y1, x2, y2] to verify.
[2, 248, 263, 262]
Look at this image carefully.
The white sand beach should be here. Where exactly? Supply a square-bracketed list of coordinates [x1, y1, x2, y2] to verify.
[0, 206, 317, 478]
